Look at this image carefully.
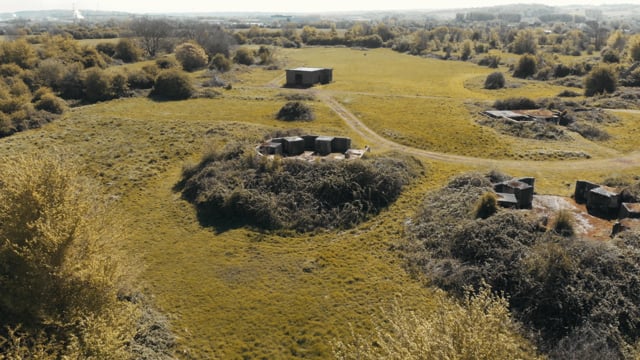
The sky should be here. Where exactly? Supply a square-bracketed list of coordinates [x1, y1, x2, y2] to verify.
[1, 0, 639, 14]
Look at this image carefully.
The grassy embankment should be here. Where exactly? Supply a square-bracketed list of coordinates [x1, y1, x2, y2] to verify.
[1, 46, 639, 357]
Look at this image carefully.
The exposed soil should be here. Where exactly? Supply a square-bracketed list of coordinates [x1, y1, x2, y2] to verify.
[532, 195, 614, 240]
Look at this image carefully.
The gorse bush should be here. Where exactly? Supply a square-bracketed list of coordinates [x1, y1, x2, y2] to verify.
[584, 64, 618, 97]
[513, 54, 537, 78]
[0, 155, 175, 358]
[276, 101, 315, 121]
[175, 42, 209, 72]
[0, 155, 133, 357]
[484, 71, 505, 89]
[405, 173, 640, 359]
[178, 143, 420, 232]
[150, 69, 194, 100]
[493, 97, 538, 110]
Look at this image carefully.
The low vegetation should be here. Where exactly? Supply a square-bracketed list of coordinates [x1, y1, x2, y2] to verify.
[177, 143, 421, 232]
[334, 287, 540, 360]
[276, 101, 315, 121]
[404, 172, 640, 359]
[0, 155, 174, 358]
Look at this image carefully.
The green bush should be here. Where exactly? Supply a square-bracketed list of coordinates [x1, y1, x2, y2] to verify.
[276, 101, 315, 121]
[96, 42, 117, 57]
[175, 42, 209, 72]
[127, 69, 155, 89]
[473, 192, 498, 219]
[150, 69, 194, 100]
[82, 68, 113, 103]
[33, 88, 66, 114]
[513, 54, 537, 78]
[210, 53, 232, 72]
[484, 71, 505, 89]
[493, 97, 538, 110]
[233, 47, 255, 66]
[178, 144, 420, 231]
[405, 172, 640, 358]
[114, 38, 142, 63]
[552, 209, 575, 237]
[584, 65, 618, 97]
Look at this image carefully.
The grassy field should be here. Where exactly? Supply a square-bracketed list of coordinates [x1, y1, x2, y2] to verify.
[2, 46, 640, 358]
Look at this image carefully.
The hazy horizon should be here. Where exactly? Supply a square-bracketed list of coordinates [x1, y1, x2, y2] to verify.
[1, 0, 639, 14]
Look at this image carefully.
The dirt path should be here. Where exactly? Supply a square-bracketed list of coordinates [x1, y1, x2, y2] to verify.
[316, 91, 640, 172]
[264, 75, 640, 172]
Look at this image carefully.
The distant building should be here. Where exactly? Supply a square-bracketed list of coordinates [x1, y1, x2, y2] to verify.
[285, 67, 333, 87]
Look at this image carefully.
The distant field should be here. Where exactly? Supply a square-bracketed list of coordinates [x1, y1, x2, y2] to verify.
[2, 45, 640, 358]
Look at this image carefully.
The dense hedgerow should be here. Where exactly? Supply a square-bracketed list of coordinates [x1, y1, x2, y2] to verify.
[177, 143, 421, 232]
[404, 172, 640, 359]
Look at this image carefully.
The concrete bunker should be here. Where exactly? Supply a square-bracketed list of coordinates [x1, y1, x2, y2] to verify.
[285, 67, 333, 87]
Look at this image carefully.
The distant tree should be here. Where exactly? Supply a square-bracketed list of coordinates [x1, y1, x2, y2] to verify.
[185, 23, 234, 57]
[484, 72, 506, 89]
[626, 35, 640, 62]
[461, 39, 473, 61]
[584, 65, 617, 96]
[606, 30, 626, 52]
[175, 42, 208, 72]
[511, 29, 537, 55]
[513, 54, 537, 78]
[130, 17, 172, 57]
[114, 38, 142, 63]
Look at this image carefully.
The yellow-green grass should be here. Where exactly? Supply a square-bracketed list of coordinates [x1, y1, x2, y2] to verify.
[602, 110, 640, 153]
[2, 46, 640, 358]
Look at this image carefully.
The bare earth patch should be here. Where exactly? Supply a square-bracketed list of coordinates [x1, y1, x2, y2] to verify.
[532, 195, 614, 239]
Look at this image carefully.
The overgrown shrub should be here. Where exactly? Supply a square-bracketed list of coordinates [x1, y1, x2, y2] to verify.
[155, 57, 178, 69]
[0, 155, 176, 358]
[33, 88, 66, 114]
[82, 67, 114, 103]
[178, 144, 420, 232]
[210, 53, 232, 72]
[405, 172, 640, 359]
[333, 287, 541, 360]
[493, 97, 538, 110]
[552, 209, 575, 237]
[484, 71, 505, 89]
[276, 101, 315, 121]
[175, 42, 209, 72]
[584, 65, 618, 97]
[96, 42, 117, 57]
[233, 47, 255, 66]
[127, 69, 155, 89]
[477, 54, 501, 68]
[513, 54, 537, 78]
[150, 69, 194, 100]
[114, 38, 142, 63]
[473, 192, 498, 219]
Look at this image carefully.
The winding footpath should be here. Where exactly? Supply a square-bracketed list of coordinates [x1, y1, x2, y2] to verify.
[315, 91, 640, 173]
[264, 73, 640, 172]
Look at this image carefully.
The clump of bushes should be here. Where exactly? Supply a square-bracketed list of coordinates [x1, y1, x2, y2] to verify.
[209, 53, 232, 72]
[150, 69, 194, 100]
[175, 42, 209, 72]
[177, 144, 420, 232]
[493, 97, 538, 110]
[404, 172, 640, 359]
[276, 101, 315, 121]
[233, 47, 255, 66]
[513, 54, 537, 78]
[584, 65, 618, 97]
[484, 72, 505, 89]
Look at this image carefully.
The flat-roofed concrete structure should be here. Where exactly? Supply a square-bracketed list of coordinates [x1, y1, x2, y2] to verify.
[315, 136, 334, 155]
[285, 67, 333, 87]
